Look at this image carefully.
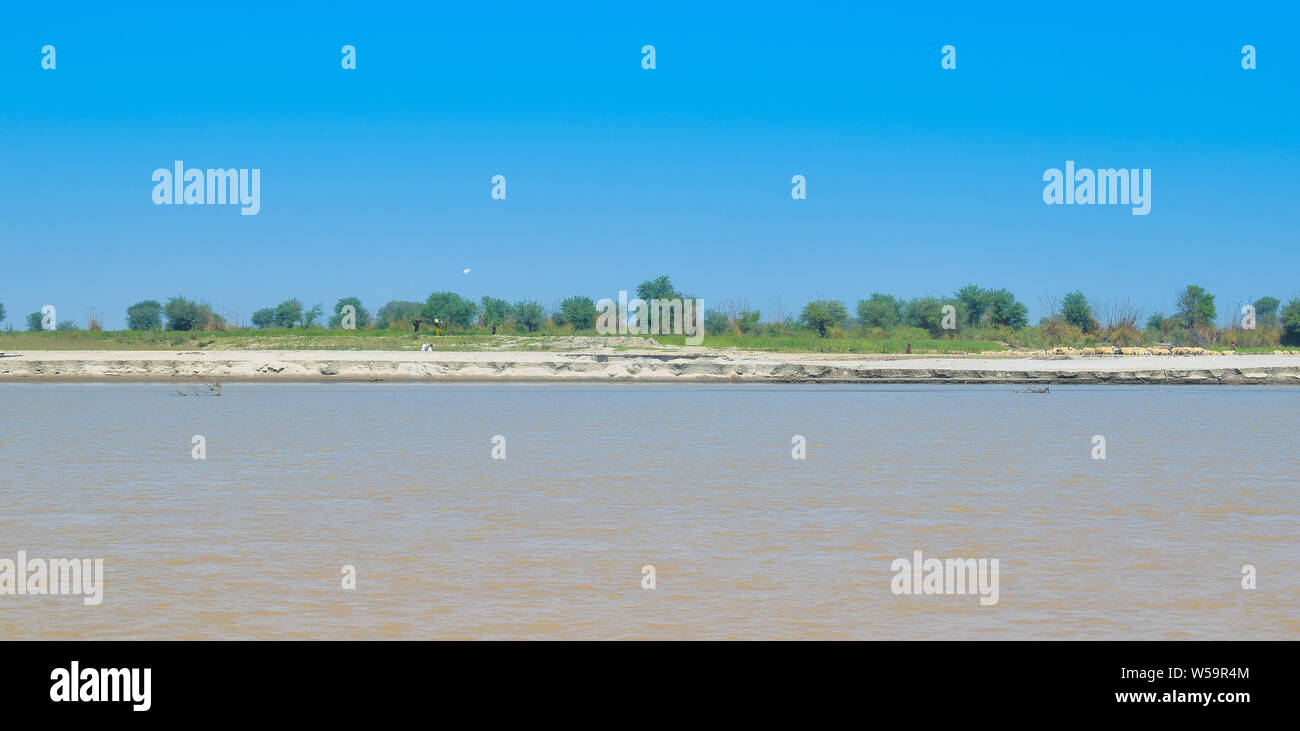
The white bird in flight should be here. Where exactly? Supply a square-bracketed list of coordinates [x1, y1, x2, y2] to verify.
[463, 268, 471, 274]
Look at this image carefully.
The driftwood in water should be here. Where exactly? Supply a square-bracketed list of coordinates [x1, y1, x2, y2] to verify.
[173, 382, 222, 397]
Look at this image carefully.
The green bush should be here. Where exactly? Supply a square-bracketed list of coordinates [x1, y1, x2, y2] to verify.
[1061, 291, 1095, 332]
[126, 300, 163, 330]
[511, 300, 545, 332]
[1254, 296, 1280, 329]
[1177, 285, 1216, 328]
[740, 311, 761, 334]
[1282, 298, 1300, 346]
[251, 308, 276, 329]
[480, 297, 510, 328]
[422, 292, 477, 329]
[164, 297, 202, 331]
[856, 293, 902, 329]
[902, 297, 964, 337]
[704, 309, 729, 335]
[329, 297, 371, 329]
[375, 301, 422, 329]
[799, 300, 848, 337]
[273, 299, 303, 328]
[554, 296, 597, 330]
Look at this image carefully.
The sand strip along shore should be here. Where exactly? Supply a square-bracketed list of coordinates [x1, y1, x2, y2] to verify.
[2, 350, 1299, 384]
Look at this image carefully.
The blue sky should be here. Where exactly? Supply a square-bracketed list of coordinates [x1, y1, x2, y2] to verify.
[1, 2, 1296, 329]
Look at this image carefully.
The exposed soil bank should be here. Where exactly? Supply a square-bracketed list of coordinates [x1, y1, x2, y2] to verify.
[2, 350, 1299, 384]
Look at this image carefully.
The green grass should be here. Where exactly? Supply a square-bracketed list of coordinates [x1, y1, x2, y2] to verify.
[1220, 346, 1293, 354]
[8, 328, 1288, 354]
[0, 328, 467, 351]
[0, 327, 1009, 354]
[647, 333, 1005, 353]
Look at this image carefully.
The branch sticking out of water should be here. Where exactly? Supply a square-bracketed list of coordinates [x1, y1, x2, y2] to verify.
[173, 382, 222, 397]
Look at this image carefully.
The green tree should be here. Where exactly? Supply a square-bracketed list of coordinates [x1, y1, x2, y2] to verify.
[636, 275, 688, 333]
[704, 309, 730, 335]
[1145, 311, 1165, 331]
[955, 284, 991, 327]
[1253, 296, 1281, 328]
[328, 297, 370, 329]
[375, 301, 423, 329]
[0, 302, 6, 327]
[511, 300, 546, 332]
[251, 308, 276, 329]
[26, 312, 43, 331]
[985, 288, 1029, 329]
[56, 320, 79, 331]
[554, 296, 597, 330]
[1281, 298, 1300, 346]
[164, 296, 203, 331]
[856, 293, 902, 329]
[299, 303, 323, 329]
[799, 299, 847, 337]
[1176, 285, 1216, 328]
[636, 275, 680, 302]
[126, 300, 163, 330]
[422, 292, 477, 329]
[273, 299, 304, 329]
[1061, 291, 1095, 332]
[903, 297, 966, 337]
[480, 296, 511, 328]
[736, 310, 761, 334]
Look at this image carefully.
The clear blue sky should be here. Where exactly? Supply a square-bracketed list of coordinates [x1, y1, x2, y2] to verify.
[1, 2, 1296, 329]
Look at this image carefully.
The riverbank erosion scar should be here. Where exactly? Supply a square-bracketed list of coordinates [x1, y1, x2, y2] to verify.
[2, 350, 1300, 384]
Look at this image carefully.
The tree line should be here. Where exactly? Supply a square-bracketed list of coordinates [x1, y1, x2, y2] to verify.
[3, 279, 1298, 347]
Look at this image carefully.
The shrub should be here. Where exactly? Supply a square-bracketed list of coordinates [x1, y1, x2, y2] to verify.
[510, 300, 546, 332]
[856, 293, 902, 329]
[902, 297, 965, 337]
[422, 292, 477, 329]
[1254, 296, 1281, 329]
[480, 297, 510, 328]
[299, 304, 323, 329]
[799, 300, 848, 337]
[985, 288, 1029, 329]
[554, 296, 598, 330]
[635, 275, 680, 302]
[704, 309, 729, 335]
[1040, 318, 1086, 346]
[251, 308, 276, 329]
[891, 326, 932, 343]
[375, 301, 423, 329]
[273, 299, 303, 328]
[1061, 291, 1095, 332]
[1282, 298, 1300, 346]
[126, 300, 163, 330]
[1177, 285, 1216, 328]
[1105, 323, 1143, 347]
[164, 297, 203, 331]
[329, 297, 371, 329]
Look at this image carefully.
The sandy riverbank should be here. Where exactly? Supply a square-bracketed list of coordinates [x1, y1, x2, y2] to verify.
[2, 349, 1300, 384]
